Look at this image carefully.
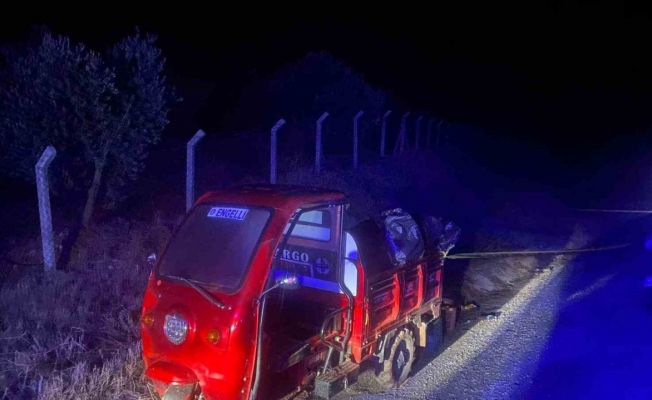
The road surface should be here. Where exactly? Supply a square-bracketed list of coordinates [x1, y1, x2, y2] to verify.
[341, 245, 652, 399]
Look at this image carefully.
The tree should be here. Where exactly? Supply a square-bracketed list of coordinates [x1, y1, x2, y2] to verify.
[84, 31, 178, 224]
[0, 30, 178, 226]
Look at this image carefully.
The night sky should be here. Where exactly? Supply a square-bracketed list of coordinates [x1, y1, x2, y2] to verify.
[2, 4, 652, 164]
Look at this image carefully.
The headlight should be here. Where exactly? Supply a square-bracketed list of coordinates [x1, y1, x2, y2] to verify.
[163, 312, 188, 345]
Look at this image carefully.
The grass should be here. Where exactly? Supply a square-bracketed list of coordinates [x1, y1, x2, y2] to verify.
[459, 192, 580, 301]
[457, 190, 633, 302]
[0, 219, 168, 399]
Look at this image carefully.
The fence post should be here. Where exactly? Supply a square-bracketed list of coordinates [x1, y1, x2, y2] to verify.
[415, 116, 423, 150]
[427, 118, 435, 148]
[315, 112, 329, 173]
[270, 119, 286, 184]
[399, 112, 410, 154]
[353, 110, 364, 169]
[35, 146, 57, 271]
[186, 130, 206, 212]
[381, 110, 391, 157]
[392, 122, 399, 155]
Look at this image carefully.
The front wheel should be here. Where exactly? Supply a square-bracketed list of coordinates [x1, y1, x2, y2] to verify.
[376, 328, 416, 388]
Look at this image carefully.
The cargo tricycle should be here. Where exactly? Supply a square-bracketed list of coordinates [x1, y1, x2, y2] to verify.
[141, 185, 459, 399]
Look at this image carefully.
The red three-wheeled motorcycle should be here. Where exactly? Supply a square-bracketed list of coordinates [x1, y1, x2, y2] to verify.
[141, 185, 459, 399]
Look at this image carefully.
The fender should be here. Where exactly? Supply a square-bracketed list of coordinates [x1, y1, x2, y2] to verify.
[146, 360, 199, 385]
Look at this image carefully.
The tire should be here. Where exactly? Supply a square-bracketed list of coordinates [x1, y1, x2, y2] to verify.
[376, 328, 416, 388]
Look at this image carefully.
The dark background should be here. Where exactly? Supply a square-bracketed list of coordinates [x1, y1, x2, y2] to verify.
[2, 3, 652, 202]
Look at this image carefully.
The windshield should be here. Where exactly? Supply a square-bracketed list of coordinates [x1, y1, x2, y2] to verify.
[158, 204, 271, 292]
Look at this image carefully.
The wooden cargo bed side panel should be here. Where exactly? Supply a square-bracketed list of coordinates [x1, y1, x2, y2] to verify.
[434, 268, 442, 299]
[368, 274, 400, 330]
[400, 264, 425, 314]
[424, 260, 443, 301]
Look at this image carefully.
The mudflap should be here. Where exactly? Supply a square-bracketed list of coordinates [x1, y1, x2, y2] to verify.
[423, 317, 444, 357]
[442, 303, 458, 334]
[314, 360, 360, 399]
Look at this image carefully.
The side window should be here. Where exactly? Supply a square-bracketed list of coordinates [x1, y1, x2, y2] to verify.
[274, 208, 338, 293]
[283, 210, 332, 242]
[273, 206, 357, 297]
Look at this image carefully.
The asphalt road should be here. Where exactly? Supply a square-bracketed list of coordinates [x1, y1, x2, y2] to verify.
[345, 246, 652, 400]
[522, 247, 652, 400]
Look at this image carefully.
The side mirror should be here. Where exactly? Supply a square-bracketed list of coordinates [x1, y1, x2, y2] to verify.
[275, 274, 300, 290]
[147, 253, 157, 266]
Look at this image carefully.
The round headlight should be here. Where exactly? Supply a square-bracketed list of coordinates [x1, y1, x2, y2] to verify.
[163, 312, 189, 345]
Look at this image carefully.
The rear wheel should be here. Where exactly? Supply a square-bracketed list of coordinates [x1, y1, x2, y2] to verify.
[376, 329, 416, 388]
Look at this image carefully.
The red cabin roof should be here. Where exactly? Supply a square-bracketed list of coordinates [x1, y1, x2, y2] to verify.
[195, 185, 346, 213]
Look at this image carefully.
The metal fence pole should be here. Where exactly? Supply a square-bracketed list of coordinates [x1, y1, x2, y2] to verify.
[381, 110, 391, 157]
[399, 112, 410, 155]
[186, 129, 206, 212]
[353, 110, 364, 169]
[427, 118, 435, 148]
[35, 146, 57, 271]
[393, 120, 401, 155]
[270, 119, 286, 184]
[315, 112, 329, 174]
[415, 116, 423, 150]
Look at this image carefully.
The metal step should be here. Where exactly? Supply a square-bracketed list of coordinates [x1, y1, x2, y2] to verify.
[314, 360, 360, 399]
